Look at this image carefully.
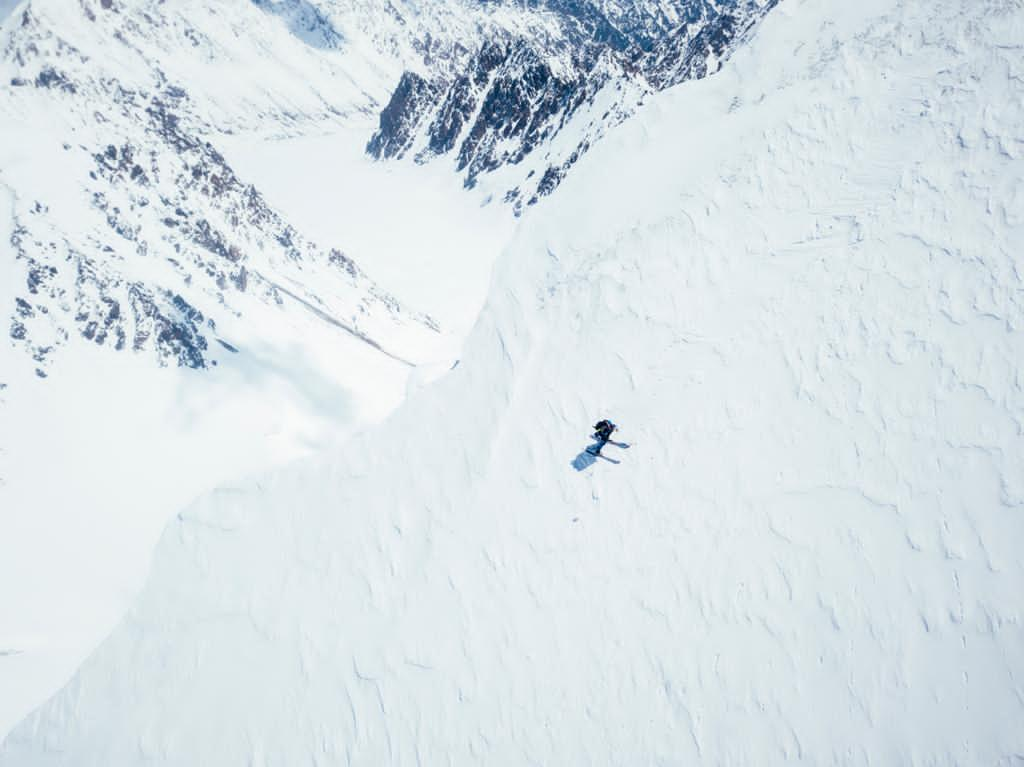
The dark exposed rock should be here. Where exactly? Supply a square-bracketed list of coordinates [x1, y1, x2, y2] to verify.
[15, 298, 35, 319]
[35, 67, 76, 93]
[372, 35, 609, 194]
[534, 0, 632, 51]
[145, 98, 199, 154]
[128, 286, 208, 369]
[26, 263, 57, 295]
[455, 42, 594, 187]
[276, 227, 295, 249]
[536, 165, 564, 199]
[638, 1, 780, 90]
[420, 74, 473, 157]
[367, 72, 442, 160]
[94, 142, 150, 186]
[191, 219, 240, 262]
[328, 249, 358, 278]
[231, 266, 248, 292]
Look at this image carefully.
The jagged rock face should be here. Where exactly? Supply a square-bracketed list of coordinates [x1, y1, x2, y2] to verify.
[368, 0, 778, 208]
[637, 0, 781, 89]
[365, 71, 442, 160]
[419, 38, 615, 191]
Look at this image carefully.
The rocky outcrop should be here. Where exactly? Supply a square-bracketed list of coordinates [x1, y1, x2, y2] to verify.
[365, 72, 443, 160]
[637, 0, 781, 90]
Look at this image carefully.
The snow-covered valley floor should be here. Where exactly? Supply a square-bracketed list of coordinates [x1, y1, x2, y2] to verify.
[217, 131, 514, 339]
[3, 0, 1024, 762]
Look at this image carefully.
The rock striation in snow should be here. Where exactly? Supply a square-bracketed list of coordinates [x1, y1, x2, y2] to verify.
[3, 0, 1022, 762]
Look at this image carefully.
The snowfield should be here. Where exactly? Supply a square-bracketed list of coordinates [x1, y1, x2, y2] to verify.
[3, 0, 1024, 763]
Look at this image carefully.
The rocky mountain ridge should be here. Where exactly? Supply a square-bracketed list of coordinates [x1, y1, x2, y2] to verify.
[1, 0, 778, 377]
[368, 0, 778, 208]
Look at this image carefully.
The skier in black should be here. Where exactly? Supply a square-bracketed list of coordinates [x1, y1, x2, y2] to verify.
[590, 419, 617, 455]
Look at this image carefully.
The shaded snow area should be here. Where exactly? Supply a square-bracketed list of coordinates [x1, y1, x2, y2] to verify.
[4, 0, 1024, 764]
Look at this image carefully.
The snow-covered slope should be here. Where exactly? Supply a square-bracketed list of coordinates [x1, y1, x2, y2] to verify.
[0, 0, 514, 736]
[1, 0, 775, 736]
[4, 0, 1022, 762]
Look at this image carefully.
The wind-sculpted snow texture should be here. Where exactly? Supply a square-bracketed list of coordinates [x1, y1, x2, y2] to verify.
[5, 0, 1023, 763]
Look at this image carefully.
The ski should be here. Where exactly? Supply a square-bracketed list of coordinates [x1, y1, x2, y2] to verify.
[583, 420, 627, 465]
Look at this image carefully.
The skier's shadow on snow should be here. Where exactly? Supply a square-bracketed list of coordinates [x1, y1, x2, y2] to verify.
[571, 441, 628, 471]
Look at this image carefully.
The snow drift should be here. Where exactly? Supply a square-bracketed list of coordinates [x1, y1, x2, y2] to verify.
[3, 0, 1024, 763]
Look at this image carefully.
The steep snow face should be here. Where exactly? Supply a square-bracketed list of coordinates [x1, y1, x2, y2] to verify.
[4, 0, 1022, 762]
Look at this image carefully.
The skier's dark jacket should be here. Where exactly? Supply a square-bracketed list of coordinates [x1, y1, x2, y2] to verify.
[593, 420, 616, 441]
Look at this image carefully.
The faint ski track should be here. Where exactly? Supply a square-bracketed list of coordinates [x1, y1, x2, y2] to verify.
[262, 276, 418, 368]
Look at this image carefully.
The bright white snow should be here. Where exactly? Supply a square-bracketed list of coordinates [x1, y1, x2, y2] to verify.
[217, 130, 515, 339]
[3, 0, 1024, 763]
